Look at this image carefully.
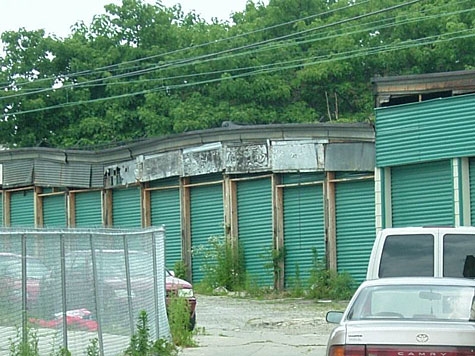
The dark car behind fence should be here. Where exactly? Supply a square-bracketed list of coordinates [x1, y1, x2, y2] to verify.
[0, 227, 170, 356]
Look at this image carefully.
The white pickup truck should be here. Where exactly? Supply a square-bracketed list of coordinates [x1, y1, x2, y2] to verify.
[366, 226, 475, 280]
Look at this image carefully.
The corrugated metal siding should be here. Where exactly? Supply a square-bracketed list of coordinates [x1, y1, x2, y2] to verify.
[59, 163, 91, 187]
[283, 175, 324, 288]
[150, 186, 181, 270]
[3, 161, 33, 188]
[10, 190, 35, 227]
[30, 160, 63, 185]
[376, 94, 475, 167]
[237, 178, 273, 287]
[190, 183, 224, 283]
[149, 177, 179, 188]
[75, 191, 103, 228]
[391, 160, 453, 227]
[43, 194, 66, 227]
[282, 172, 324, 184]
[469, 157, 475, 225]
[335, 178, 375, 285]
[112, 186, 142, 228]
[190, 173, 223, 184]
[91, 164, 105, 188]
[34, 161, 91, 187]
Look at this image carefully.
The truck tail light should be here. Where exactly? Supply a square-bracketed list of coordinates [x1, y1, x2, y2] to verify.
[329, 345, 366, 356]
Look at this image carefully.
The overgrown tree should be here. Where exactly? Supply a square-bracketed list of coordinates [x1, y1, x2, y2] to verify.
[1, 0, 475, 148]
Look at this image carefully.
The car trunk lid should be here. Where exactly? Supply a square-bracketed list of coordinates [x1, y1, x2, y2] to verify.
[346, 321, 475, 346]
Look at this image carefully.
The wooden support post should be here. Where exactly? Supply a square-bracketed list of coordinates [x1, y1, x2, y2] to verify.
[273, 174, 285, 291]
[325, 172, 337, 272]
[181, 177, 192, 281]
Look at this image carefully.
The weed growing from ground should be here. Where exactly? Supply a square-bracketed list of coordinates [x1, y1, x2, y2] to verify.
[172, 260, 188, 280]
[197, 235, 245, 292]
[124, 310, 178, 356]
[307, 248, 355, 300]
[167, 295, 196, 347]
[8, 325, 73, 356]
[9, 326, 39, 356]
[288, 264, 305, 298]
[86, 338, 100, 356]
[195, 236, 354, 301]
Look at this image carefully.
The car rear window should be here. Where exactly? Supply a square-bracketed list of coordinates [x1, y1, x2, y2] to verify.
[443, 234, 475, 278]
[348, 283, 475, 321]
[379, 234, 434, 277]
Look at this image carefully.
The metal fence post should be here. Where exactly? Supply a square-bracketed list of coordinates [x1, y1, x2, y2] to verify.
[60, 232, 68, 351]
[123, 234, 135, 335]
[90, 233, 105, 356]
[21, 233, 27, 346]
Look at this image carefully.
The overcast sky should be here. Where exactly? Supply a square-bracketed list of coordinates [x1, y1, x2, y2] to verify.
[0, 0, 259, 38]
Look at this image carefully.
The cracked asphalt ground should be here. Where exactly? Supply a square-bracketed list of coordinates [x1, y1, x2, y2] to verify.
[179, 294, 347, 356]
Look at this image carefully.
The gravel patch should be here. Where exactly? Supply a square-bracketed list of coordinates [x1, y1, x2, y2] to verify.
[179, 294, 348, 356]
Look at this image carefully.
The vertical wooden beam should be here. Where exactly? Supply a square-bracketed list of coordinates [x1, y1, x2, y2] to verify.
[35, 186, 43, 228]
[181, 177, 192, 280]
[103, 189, 112, 227]
[229, 179, 238, 244]
[68, 191, 75, 227]
[223, 175, 238, 246]
[273, 173, 284, 290]
[325, 172, 337, 272]
[4, 190, 11, 227]
[142, 182, 151, 227]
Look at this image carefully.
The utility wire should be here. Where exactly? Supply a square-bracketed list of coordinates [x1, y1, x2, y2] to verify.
[3, 28, 473, 118]
[0, 0, 371, 89]
[0, 0, 420, 97]
[73, 5, 475, 91]
[2, 0, 467, 103]
[3, 0, 473, 118]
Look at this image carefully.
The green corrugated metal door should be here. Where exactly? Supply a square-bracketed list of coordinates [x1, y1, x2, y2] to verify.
[75, 191, 103, 227]
[335, 176, 375, 285]
[391, 160, 453, 227]
[43, 194, 66, 227]
[10, 190, 34, 227]
[150, 178, 181, 270]
[112, 186, 142, 228]
[470, 157, 475, 224]
[237, 177, 273, 287]
[283, 173, 325, 289]
[190, 176, 224, 283]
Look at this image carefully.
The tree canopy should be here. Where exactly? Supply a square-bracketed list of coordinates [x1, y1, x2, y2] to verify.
[1, 0, 474, 148]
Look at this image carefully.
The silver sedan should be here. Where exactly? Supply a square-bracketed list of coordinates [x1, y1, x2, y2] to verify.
[325, 277, 475, 356]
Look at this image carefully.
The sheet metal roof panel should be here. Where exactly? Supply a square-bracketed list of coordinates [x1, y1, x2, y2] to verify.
[372, 69, 475, 95]
[2, 160, 34, 188]
[34, 160, 92, 188]
[325, 142, 375, 171]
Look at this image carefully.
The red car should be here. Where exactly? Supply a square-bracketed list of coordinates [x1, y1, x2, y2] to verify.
[166, 269, 197, 330]
[51, 250, 197, 330]
[0, 252, 51, 306]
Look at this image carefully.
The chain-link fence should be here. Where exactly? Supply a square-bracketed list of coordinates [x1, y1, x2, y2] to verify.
[0, 227, 170, 356]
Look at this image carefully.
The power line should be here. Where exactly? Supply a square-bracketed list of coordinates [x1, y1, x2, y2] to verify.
[2, 0, 473, 117]
[0, 0, 371, 90]
[0, 0, 423, 98]
[51, 3, 474, 92]
[4, 28, 473, 118]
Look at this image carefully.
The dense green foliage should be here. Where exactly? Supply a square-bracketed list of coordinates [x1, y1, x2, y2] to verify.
[1, 0, 474, 148]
